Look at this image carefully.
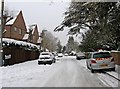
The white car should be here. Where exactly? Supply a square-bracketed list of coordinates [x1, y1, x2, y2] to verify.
[86, 52, 115, 73]
[57, 53, 63, 57]
[38, 52, 53, 65]
[76, 52, 86, 60]
[64, 53, 68, 56]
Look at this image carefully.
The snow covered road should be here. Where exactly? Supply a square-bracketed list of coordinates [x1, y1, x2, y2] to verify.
[43, 57, 107, 87]
[1, 56, 119, 87]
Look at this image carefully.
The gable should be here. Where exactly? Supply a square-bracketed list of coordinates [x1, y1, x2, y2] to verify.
[33, 25, 39, 38]
[13, 11, 27, 32]
[4, 11, 27, 40]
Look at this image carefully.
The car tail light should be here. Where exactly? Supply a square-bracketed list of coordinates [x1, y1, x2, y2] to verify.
[111, 58, 114, 62]
[91, 60, 96, 63]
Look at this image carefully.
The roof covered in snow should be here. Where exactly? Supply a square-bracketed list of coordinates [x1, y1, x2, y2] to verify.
[23, 34, 29, 40]
[37, 38, 42, 44]
[6, 11, 21, 25]
[6, 17, 17, 25]
[27, 24, 37, 34]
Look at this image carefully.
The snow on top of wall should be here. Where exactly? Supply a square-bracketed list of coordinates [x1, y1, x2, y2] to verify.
[3, 38, 39, 49]
[111, 50, 120, 53]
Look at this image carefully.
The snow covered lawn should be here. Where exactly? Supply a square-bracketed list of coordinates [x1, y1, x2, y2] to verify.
[2, 59, 62, 87]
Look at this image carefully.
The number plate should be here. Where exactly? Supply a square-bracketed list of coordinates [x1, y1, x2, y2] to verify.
[101, 64, 108, 67]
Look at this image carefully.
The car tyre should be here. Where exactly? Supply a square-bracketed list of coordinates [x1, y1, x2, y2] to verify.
[91, 69, 94, 73]
[111, 67, 115, 71]
[38, 62, 40, 65]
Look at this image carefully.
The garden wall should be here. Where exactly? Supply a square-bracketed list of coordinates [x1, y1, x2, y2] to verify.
[3, 46, 40, 66]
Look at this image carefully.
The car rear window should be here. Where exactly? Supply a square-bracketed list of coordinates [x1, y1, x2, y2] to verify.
[93, 52, 112, 58]
[40, 57, 50, 59]
[41, 53, 49, 55]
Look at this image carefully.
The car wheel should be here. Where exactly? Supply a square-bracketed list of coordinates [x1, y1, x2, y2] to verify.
[91, 69, 94, 73]
[38, 62, 40, 65]
[111, 67, 115, 71]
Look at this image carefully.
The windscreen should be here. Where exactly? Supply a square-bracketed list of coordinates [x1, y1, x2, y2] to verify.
[93, 52, 112, 58]
[41, 53, 49, 55]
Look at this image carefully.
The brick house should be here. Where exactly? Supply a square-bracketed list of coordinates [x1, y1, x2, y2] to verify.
[3, 10, 27, 41]
[23, 24, 40, 44]
[3, 10, 40, 45]
[2, 11, 40, 66]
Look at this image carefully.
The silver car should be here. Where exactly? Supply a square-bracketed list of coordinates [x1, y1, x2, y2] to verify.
[86, 52, 115, 73]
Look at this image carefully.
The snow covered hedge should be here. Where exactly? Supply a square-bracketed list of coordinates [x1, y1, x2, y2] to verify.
[3, 38, 39, 51]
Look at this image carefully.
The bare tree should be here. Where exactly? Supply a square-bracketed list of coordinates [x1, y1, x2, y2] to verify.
[4, 6, 14, 24]
[41, 30, 58, 52]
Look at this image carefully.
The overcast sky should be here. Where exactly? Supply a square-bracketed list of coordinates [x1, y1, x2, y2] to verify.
[4, 0, 82, 45]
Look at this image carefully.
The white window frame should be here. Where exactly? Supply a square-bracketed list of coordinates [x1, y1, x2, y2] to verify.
[18, 28, 22, 34]
[14, 27, 17, 32]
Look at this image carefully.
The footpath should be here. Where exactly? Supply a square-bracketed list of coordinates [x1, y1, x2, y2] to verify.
[106, 65, 120, 81]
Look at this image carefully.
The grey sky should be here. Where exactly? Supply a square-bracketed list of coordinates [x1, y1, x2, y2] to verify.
[5, 1, 71, 45]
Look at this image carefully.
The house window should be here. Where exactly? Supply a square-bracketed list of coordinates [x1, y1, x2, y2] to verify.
[18, 29, 22, 34]
[14, 27, 17, 32]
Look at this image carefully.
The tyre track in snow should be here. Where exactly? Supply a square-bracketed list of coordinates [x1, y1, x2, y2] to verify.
[43, 57, 108, 87]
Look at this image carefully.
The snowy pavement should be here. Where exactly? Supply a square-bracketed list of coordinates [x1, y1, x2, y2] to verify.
[0, 67, 2, 89]
[1, 56, 119, 87]
[77, 59, 119, 87]
[2, 60, 62, 87]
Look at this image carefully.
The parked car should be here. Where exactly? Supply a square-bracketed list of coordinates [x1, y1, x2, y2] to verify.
[57, 53, 63, 57]
[76, 52, 86, 60]
[64, 53, 68, 56]
[69, 51, 76, 56]
[86, 52, 115, 73]
[38, 52, 54, 65]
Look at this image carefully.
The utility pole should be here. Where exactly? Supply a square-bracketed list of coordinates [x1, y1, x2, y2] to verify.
[0, 0, 4, 66]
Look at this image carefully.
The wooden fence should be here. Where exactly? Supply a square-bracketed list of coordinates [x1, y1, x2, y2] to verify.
[3, 46, 40, 66]
[111, 52, 120, 65]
